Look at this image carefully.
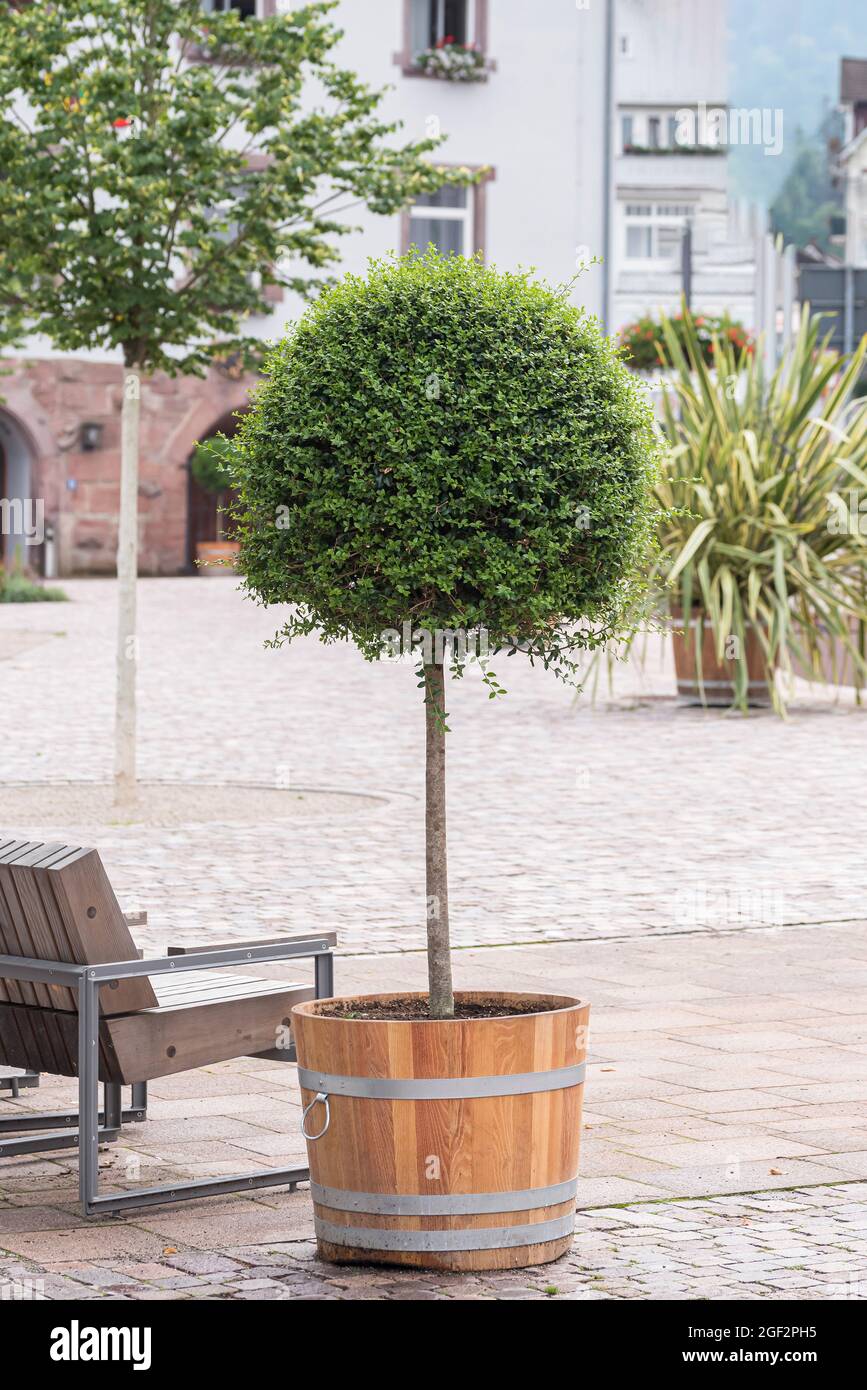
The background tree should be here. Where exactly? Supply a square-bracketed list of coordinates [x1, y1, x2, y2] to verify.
[232, 251, 660, 1016]
[770, 121, 843, 254]
[0, 0, 463, 803]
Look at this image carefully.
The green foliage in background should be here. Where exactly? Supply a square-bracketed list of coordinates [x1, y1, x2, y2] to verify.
[0, 569, 68, 603]
[0, 0, 472, 375]
[230, 250, 662, 685]
[652, 309, 867, 711]
[770, 127, 843, 254]
[191, 436, 237, 495]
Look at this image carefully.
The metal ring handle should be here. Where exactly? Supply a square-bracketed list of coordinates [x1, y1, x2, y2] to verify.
[301, 1091, 330, 1141]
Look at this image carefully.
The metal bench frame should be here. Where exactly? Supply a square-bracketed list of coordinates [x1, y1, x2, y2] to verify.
[0, 1068, 39, 1097]
[0, 935, 334, 1216]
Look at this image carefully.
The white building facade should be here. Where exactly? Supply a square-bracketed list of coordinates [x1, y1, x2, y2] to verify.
[314, 0, 758, 336]
[611, 0, 757, 332]
[839, 58, 867, 266]
[267, 0, 611, 334]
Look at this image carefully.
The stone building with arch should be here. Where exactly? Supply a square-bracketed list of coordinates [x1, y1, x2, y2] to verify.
[0, 357, 255, 577]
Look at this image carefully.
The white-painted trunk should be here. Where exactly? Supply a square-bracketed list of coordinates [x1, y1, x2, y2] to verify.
[424, 660, 454, 1018]
[114, 366, 141, 806]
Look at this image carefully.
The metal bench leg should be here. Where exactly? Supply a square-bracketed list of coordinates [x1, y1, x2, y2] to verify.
[104, 1082, 122, 1132]
[315, 949, 334, 999]
[130, 1081, 147, 1121]
[79, 971, 100, 1214]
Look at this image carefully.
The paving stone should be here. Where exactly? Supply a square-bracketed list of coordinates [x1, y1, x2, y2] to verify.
[3, 579, 867, 1298]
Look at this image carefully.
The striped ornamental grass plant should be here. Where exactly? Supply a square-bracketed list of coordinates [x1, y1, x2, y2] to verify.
[650, 307, 867, 712]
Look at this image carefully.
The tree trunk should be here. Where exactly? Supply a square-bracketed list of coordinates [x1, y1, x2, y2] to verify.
[114, 365, 141, 807]
[424, 660, 454, 1018]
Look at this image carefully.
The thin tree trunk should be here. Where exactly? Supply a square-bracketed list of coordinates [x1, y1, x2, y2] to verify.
[424, 659, 454, 1018]
[114, 365, 141, 807]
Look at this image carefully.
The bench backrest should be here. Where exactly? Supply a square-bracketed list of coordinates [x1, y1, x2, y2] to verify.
[0, 839, 157, 1014]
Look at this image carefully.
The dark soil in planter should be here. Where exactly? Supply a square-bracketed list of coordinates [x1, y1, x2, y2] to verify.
[314, 996, 563, 1022]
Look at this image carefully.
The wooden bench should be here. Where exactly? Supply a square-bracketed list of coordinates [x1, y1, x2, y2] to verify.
[0, 837, 336, 1216]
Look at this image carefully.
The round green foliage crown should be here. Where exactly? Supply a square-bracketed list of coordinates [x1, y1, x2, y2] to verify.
[232, 250, 660, 676]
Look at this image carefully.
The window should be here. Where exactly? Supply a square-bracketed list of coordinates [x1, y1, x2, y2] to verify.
[648, 116, 661, 149]
[402, 167, 494, 259]
[402, 0, 490, 71]
[202, 0, 257, 17]
[408, 184, 472, 256]
[624, 203, 692, 262]
[667, 114, 679, 148]
[621, 115, 634, 150]
[411, 0, 471, 54]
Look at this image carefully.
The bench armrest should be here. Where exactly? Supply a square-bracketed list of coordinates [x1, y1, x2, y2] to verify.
[0, 935, 336, 988]
[167, 931, 336, 957]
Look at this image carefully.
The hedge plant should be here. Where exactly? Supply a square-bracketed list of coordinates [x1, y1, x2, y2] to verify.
[231, 250, 660, 1015]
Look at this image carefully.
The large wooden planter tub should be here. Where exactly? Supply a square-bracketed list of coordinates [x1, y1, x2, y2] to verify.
[292, 991, 589, 1271]
[672, 613, 772, 707]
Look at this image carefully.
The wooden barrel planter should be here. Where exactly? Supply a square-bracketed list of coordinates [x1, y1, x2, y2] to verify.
[292, 991, 589, 1272]
[672, 613, 772, 707]
[195, 540, 240, 574]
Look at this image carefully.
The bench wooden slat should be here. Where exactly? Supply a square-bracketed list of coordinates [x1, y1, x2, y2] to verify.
[0, 840, 158, 1015]
[0, 843, 46, 1008]
[151, 972, 301, 1005]
[6, 845, 78, 1011]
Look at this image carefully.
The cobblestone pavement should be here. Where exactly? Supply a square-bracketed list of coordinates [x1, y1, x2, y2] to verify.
[2, 578, 867, 1299]
[1, 578, 867, 955]
[3, 928, 867, 1300]
[2, 1185, 865, 1301]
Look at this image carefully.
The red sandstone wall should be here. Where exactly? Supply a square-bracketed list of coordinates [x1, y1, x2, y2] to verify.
[1, 357, 256, 576]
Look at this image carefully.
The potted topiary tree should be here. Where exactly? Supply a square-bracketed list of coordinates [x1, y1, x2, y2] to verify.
[652, 309, 867, 712]
[231, 250, 659, 1271]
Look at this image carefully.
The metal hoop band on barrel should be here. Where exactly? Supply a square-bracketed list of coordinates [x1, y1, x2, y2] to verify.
[314, 1214, 576, 1253]
[311, 1176, 579, 1215]
[297, 1062, 586, 1100]
[677, 680, 768, 691]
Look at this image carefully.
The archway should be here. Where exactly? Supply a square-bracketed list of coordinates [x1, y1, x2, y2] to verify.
[185, 406, 249, 571]
[0, 409, 36, 571]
